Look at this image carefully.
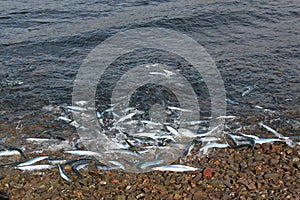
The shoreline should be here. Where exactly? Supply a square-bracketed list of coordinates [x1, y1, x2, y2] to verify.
[0, 143, 299, 199]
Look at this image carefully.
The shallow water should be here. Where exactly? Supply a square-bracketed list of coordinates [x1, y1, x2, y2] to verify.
[1, 0, 300, 170]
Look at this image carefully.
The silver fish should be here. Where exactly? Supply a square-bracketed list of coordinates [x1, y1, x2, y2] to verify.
[196, 136, 220, 143]
[17, 156, 49, 167]
[259, 122, 294, 146]
[140, 120, 162, 126]
[139, 160, 164, 169]
[181, 120, 210, 125]
[116, 113, 136, 124]
[216, 115, 236, 119]
[242, 85, 256, 96]
[47, 158, 68, 165]
[254, 138, 282, 144]
[149, 70, 174, 77]
[58, 116, 73, 123]
[258, 122, 284, 139]
[74, 101, 88, 106]
[66, 105, 87, 111]
[69, 121, 81, 128]
[183, 142, 195, 157]
[75, 163, 89, 171]
[200, 143, 229, 154]
[166, 126, 180, 136]
[239, 133, 260, 140]
[25, 138, 53, 142]
[65, 150, 101, 157]
[16, 164, 54, 171]
[58, 164, 71, 182]
[167, 106, 192, 112]
[0, 150, 21, 157]
[254, 106, 276, 114]
[108, 161, 125, 170]
[226, 98, 240, 105]
[152, 164, 199, 172]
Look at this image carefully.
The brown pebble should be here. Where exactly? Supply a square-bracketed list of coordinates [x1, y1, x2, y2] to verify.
[112, 179, 119, 183]
[174, 193, 182, 199]
[247, 182, 257, 190]
[190, 174, 202, 187]
[269, 159, 279, 166]
[203, 168, 213, 178]
[193, 190, 208, 199]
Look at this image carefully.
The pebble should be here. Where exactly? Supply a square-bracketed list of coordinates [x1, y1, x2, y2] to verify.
[203, 168, 213, 178]
[193, 190, 208, 199]
[0, 119, 299, 199]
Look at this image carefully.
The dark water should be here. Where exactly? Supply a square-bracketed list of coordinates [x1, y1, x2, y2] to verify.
[1, 0, 299, 139]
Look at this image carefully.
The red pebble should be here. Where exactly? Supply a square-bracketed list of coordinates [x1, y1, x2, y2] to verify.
[203, 168, 213, 178]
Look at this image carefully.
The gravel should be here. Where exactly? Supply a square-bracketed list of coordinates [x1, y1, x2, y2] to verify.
[0, 142, 299, 199]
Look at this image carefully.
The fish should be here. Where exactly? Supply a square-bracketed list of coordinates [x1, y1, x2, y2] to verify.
[17, 156, 49, 167]
[58, 164, 71, 182]
[200, 143, 229, 154]
[183, 142, 195, 157]
[253, 138, 282, 144]
[258, 122, 284, 139]
[195, 136, 221, 143]
[242, 85, 256, 96]
[74, 163, 89, 171]
[69, 121, 81, 128]
[25, 138, 54, 142]
[65, 150, 101, 157]
[258, 122, 294, 146]
[226, 98, 240, 105]
[149, 70, 174, 77]
[95, 163, 110, 170]
[0, 150, 21, 157]
[74, 101, 88, 106]
[72, 163, 89, 177]
[58, 116, 73, 123]
[116, 113, 136, 124]
[227, 132, 271, 149]
[183, 136, 221, 157]
[66, 105, 87, 111]
[152, 164, 199, 172]
[216, 116, 236, 119]
[140, 120, 162, 126]
[0, 146, 26, 158]
[254, 106, 276, 114]
[239, 133, 260, 140]
[108, 161, 125, 170]
[139, 160, 164, 169]
[16, 164, 54, 171]
[70, 159, 91, 178]
[167, 106, 192, 112]
[225, 132, 253, 147]
[166, 126, 180, 136]
[47, 158, 69, 165]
